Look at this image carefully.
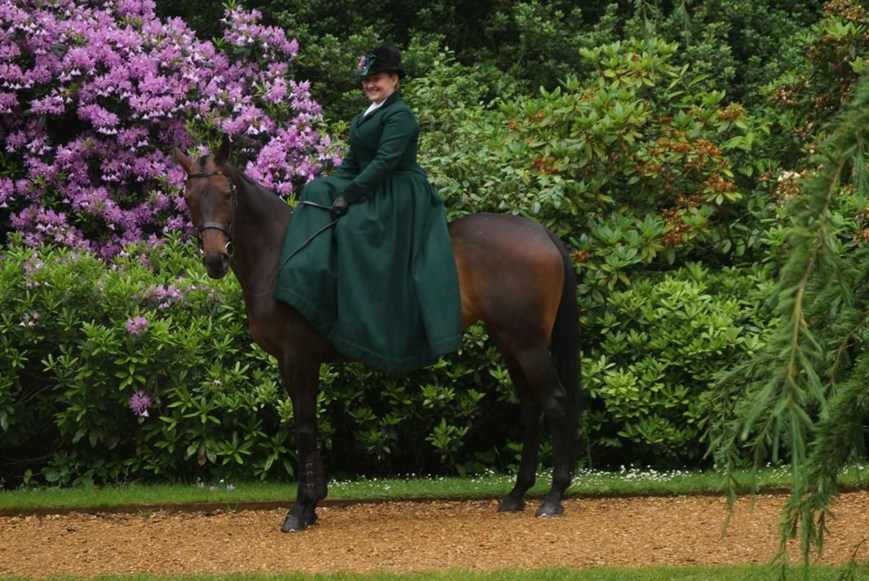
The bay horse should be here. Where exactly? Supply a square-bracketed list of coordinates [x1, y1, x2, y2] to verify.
[173, 139, 581, 532]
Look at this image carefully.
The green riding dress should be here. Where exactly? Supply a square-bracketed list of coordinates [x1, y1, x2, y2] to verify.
[273, 93, 462, 371]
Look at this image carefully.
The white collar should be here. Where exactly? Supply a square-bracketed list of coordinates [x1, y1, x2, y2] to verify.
[364, 100, 386, 116]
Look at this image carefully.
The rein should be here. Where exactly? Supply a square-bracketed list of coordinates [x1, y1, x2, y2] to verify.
[279, 200, 338, 267]
[185, 167, 338, 297]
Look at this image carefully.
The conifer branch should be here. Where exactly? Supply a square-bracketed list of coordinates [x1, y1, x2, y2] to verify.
[707, 72, 869, 566]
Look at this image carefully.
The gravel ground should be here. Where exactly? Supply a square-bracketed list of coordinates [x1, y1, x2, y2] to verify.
[1, 492, 867, 578]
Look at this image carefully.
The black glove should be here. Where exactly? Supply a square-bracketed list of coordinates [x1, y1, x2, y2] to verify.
[330, 195, 348, 219]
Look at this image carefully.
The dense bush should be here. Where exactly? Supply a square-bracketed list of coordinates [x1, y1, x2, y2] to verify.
[413, 38, 771, 293]
[0, 234, 778, 485]
[649, 0, 824, 106]
[582, 262, 775, 467]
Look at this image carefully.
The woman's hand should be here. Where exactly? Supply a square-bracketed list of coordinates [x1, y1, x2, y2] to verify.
[330, 195, 349, 219]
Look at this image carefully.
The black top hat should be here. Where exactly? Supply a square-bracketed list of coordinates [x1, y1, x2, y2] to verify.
[356, 44, 405, 78]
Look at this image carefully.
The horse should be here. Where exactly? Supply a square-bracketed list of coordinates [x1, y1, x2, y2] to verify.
[172, 139, 581, 532]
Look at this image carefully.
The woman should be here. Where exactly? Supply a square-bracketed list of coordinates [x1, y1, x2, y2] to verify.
[273, 44, 462, 372]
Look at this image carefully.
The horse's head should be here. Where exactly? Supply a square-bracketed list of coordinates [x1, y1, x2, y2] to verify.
[173, 140, 236, 279]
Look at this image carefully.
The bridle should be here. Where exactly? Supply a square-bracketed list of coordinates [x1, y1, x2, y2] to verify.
[182, 163, 338, 298]
[184, 170, 238, 256]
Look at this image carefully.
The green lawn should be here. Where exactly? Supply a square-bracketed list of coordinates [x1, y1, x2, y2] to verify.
[1, 464, 866, 512]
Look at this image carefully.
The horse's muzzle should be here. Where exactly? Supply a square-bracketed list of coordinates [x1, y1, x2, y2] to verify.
[203, 250, 231, 279]
[199, 230, 232, 278]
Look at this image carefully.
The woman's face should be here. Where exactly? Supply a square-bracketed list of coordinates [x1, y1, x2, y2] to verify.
[362, 72, 398, 104]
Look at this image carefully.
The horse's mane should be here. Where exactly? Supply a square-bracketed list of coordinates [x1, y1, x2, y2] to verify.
[199, 153, 286, 201]
[234, 165, 278, 197]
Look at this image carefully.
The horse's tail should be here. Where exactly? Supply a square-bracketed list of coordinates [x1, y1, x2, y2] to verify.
[547, 230, 582, 464]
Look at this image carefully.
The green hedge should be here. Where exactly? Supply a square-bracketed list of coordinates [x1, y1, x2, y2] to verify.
[581, 262, 775, 467]
[0, 234, 774, 486]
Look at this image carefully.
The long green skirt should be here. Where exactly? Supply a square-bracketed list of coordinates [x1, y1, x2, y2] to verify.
[273, 171, 462, 372]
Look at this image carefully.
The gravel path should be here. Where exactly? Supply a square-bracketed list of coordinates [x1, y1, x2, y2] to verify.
[1, 492, 867, 578]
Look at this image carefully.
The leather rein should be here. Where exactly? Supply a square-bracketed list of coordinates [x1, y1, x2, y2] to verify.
[184, 168, 337, 276]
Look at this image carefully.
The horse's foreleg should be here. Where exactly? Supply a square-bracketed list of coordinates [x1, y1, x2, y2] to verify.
[280, 363, 327, 533]
[282, 447, 327, 532]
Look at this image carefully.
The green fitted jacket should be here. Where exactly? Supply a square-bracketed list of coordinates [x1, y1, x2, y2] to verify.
[273, 93, 462, 371]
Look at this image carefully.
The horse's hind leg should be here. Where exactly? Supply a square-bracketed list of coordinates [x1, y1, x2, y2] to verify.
[537, 376, 572, 517]
[498, 356, 543, 512]
[511, 345, 573, 517]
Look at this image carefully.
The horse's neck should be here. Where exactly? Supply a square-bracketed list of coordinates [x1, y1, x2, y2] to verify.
[229, 171, 291, 292]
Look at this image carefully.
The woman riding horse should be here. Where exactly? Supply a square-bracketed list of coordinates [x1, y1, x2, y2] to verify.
[274, 44, 462, 372]
[173, 45, 580, 533]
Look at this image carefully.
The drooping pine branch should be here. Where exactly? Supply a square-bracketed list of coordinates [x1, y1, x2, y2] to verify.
[707, 72, 869, 565]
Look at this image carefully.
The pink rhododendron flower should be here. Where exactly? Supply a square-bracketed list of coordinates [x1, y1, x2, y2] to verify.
[128, 390, 152, 418]
[125, 316, 150, 335]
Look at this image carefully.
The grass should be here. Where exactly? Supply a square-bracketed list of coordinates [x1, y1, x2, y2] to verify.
[0, 463, 866, 513]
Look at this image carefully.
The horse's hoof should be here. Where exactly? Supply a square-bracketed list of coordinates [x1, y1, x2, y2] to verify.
[498, 497, 526, 513]
[280, 508, 317, 532]
[281, 513, 306, 532]
[535, 500, 564, 517]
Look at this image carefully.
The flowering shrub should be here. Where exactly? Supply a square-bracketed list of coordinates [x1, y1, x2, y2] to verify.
[0, 0, 339, 256]
[0, 234, 297, 484]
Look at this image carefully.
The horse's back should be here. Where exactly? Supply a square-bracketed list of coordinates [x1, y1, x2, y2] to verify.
[448, 213, 565, 338]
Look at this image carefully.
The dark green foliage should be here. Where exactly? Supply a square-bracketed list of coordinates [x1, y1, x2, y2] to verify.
[584, 263, 775, 467]
[652, 0, 824, 105]
[758, 0, 869, 168]
[156, 0, 822, 124]
[707, 72, 869, 564]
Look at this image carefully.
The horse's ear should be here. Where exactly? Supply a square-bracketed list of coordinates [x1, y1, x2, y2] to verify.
[214, 136, 232, 166]
[172, 146, 195, 175]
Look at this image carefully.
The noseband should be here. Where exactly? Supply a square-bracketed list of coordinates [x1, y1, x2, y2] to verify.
[184, 170, 238, 256]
